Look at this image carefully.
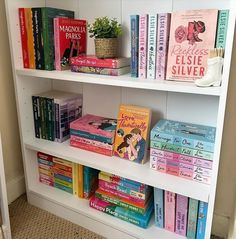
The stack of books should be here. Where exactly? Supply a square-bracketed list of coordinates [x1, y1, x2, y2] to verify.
[150, 119, 216, 184]
[154, 188, 208, 239]
[70, 114, 117, 156]
[89, 171, 154, 228]
[32, 90, 83, 142]
[70, 55, 131, 76]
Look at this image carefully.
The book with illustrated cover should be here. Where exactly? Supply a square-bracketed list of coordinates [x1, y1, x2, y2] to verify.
[114, 104, 151, 164]
[54, 18, 87, 70]
[166, 9, 218, 81]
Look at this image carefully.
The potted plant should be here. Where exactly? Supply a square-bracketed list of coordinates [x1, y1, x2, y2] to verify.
[88, 17, 122, 58]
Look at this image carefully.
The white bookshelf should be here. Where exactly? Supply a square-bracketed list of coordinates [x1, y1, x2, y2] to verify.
[4, 0, 236, 238]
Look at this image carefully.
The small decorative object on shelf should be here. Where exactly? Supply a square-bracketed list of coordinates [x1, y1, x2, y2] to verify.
[88, 17, 122, 58]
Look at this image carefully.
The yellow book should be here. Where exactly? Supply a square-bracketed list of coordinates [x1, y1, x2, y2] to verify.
[114, 104, 151, 164]
[78, 165, 84, 198]
[38, 168, 53, 177]
[73, 163, 78, 196]
[54, 178, 73, 188]
[52, 157, 73, 167]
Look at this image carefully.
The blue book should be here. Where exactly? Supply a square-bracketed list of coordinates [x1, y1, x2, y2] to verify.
[154, 188, 164, 228]
[196, 201, 208, 239]
[54, 183, 73, 194]
[216, 10, 229, 49]
[54, 173, 72, 183]
[83, 166, 99, 198]
[187, 198, 199, 239]
[130, 15, 139, 77]
[38, 158, 53, 166]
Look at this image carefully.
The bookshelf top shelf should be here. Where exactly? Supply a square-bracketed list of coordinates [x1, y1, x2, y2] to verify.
[16, 68, 222, 96]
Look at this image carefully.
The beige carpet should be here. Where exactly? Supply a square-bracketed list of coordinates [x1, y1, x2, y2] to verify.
[9, 195, 106, 239]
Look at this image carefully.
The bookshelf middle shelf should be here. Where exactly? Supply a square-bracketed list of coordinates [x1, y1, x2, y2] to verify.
[24, 138, 210, 202]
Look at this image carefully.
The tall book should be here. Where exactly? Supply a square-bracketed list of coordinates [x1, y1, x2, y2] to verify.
[154, 188, 164, 228]
[130, 15, 139, 77]
[156, 13, 171, 80]
[54, 18, 87, 70]
[216, 10, 229, 49]
[114, 104, 151, 164]
[147, 14, 157, 79]
[138, 14, 148, 78]
[166, 9, 218, 81]
[164, 191, 175, 232]
[187, 198, 199, 239]
[196, 201, 208, 239]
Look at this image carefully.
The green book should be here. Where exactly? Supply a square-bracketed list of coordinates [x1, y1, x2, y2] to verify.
[216, 10, 229, 48]
[187, 198, 199, 239]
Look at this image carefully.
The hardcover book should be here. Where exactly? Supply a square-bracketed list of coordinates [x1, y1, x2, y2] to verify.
[54, 18, 87, 70]
[114, 104, 151, 164]
[166, 9, 218, 81]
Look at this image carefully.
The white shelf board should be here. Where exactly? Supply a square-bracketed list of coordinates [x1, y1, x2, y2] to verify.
[28, 181, 185, 239]
[16, 68, 221, 96]
[24, 138, 210, 202]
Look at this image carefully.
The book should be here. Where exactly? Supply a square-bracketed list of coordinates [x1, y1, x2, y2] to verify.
[196, 201, 208, 239]
[41, 7, 74, 70]
[166, 9, 218, 81]
[164, 191, 176, 232]
[156, 13, 171, 80]
[216, 10, 229, 49]
[78, 164, 84, 198]
[130, 15, 139, 77]
[71, 65, 130, 76]
[154, 188, 164, 228]
[138, 14, 148, 78]
[147, 14, 157, 79]
[37, 152, 53, 161]
[54, 18, 87, 70]
[32, 96, 41, 138]
[187, 198, 199, 239]
[70, 55, 130, 69]
[114, 104, 151, 164]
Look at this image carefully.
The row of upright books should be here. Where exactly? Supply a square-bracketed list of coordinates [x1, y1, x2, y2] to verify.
[131, 9, 229, 81]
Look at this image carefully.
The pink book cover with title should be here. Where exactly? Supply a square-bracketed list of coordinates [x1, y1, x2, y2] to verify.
[166, 9, 218, 81]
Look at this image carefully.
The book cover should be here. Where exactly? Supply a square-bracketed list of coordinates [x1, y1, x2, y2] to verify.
[71, 65, 130, 76]
[196, 201, 208, 239]
[114, 104, 151, 164]
[187, 198, 199, 239]
[164, 191, 176, 232]
[54, 18, 87, 70]
[70, 55, 130, 69]
[166, 9, 218, 81]
[156, 13, 171, 80]
[154, 188, 164, 228]
[138, 14, 148, 78]
[130, 15, 139, 77]
[147, 14, 157, 79]
[216, 10, 229, 49]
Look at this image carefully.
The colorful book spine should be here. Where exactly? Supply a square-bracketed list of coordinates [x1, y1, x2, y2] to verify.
[53, 167, 72, 178]
[54, 173, 72, 183]
[39, 97, 46, 139]
[40, 177, 54, 187]
[38, 163, 52, 171]
[216, 10, 229, 49]
[154, 188, 164, 228]
[32, 96, 40, 138]
[196, 201, 208, 239]
[54, 183, 73, 194]
[37, 152, 53, 161]
[72, 163, 78, 196]
[39, 173, 54, 182]
[39, 168, 53, 177]
[138, 14, 148, 78]
[156, 13, 171, 80]
[38, 158, 53, 166]
[19, 8, 29, 68]
[147, 14, 157, 79]
[78, 164, 84, 198]
[130, 15, 139, 77]
[52, 157, 73, 167]
[165, 191, 175, 232]
[54, 178, 72, 188]
[175, 194, 188, 236]
[187, 198, 199, 239]
[53, 163, 72, 173]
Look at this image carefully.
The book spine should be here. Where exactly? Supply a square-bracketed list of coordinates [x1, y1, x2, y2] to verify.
[54, 173, 72, 183]
[156, 13, 171, 80]
[216, 10, 229, 49]
[83, 167, 99, 199]
[187, 198, 199, 239]
[38, 163, 52, 171]
[175, 194, 188, 236]
[38, 158, 54, 166]
[154, 188, 164, 228]
[54, 178, 73, 188]
[39, 97, 46, 139]
[54, 183, 73, 194]
[52, 157, 73, 167]
[39, 173, 54, 182]
[54, 103, 59, 141]
[39, 177, 54, 186]
[32, 8, 44, 69]
[78, 164, 84, 198]
[196, 201, 208, 239]
[32, 96, 40, 138]
[53, 167, 72, 178]
[147, 14, 157, 79]
[138, 14, 148, 78]
[164, 191, 176, 232]
[46, 98, 55, 141]
[72, 163, 78, 196]
[37, 151, 53, 161]
[130, 15, 139, 77]
[54, 18, 61, 70]
[19, 8, 29, 68]
[39, 168, 53, 177]
[53, 163, 72, 173]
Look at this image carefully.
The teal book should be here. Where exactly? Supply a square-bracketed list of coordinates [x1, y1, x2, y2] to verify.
[216, 10, 229, 49]
[187, 198, 199, 239]
[196, 201, 208, 239]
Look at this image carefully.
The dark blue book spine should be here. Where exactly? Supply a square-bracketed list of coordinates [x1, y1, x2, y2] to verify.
[196, 201, 208, 239]
[32, 96, 40, 138]
[130, 15, 139, 77]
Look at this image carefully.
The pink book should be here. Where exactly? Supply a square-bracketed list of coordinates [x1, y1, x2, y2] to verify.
[156, 13, 171, 80]
[165, 191, 176, 232]
[166, 9, 218, 81]
[138, 14, 148, 78]
[175, 194, 188, 236]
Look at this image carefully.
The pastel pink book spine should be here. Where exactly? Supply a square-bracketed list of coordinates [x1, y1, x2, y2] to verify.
[54, 18, 61, 70]
[138, 14, 148, 78]
[175, 194, 188, 236]
[165, 191, 176, 232]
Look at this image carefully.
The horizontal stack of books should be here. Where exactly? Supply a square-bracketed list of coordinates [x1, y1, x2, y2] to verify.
[70, 114, 117, 156]
[32, 90, 83, 142]
[154, 188, 208, 239]
[150, 119, 216, 184]
[70, 55, 131, 76]
[89, 171, 153, 228]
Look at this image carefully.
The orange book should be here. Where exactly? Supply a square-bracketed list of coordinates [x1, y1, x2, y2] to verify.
[114, 104, 151, 164]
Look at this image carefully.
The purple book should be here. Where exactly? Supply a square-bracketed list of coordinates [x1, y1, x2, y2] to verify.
[175, 194, 188, 236]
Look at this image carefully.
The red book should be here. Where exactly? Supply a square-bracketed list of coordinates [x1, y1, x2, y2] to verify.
[19, 8, 29, 68]
[70, 55, 130, 69]
[54, 18, 87, 71]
